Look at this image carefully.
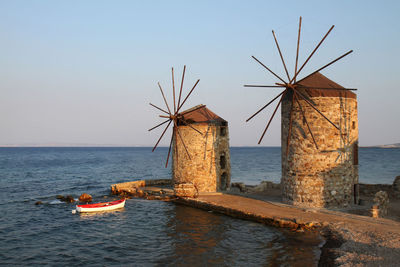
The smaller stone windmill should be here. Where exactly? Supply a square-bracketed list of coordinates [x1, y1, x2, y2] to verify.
[245, 17, 359, 208]
[149, 66, 231, 194]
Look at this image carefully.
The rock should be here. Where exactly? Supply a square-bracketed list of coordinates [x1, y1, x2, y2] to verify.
[371, 191, 389, 217]
[174, 182, 197, 198]
[79, 193, 92, 202]
[35, 201, 43, 205]
[146, 195, 156, 200]
[231, 182, 247, 192]
[229, 186, 241, 194]
[55, 195, 75, 203]
[136, 189, 144, 198]
[64, 195, 75, 203]
[253, 181, 273, 192]
[393, 176, 400, 192]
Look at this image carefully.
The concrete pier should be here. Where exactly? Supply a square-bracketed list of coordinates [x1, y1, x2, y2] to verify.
[173, 193, 400, 233]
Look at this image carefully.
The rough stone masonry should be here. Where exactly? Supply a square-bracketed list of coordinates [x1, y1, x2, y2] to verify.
[172, 105, 231, 193]
[281, 73, 359, 208]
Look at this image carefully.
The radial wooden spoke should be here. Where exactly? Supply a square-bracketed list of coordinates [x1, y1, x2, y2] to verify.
[152, 120, 172, 152]
[180, 118, 203, 135]
[174, 120, 191, 159]
[177, 79, 200, 112]
[165, 129, 174, 168]
[177, 65, 186, 110]
[294, 88, 339, 130]
[149, 103, 169, 114]
[286, 92, 295, 156]
[291, 25, 335, 83]
[258, 91, 286, 144]
[272, 30, 291, 81]
[203, 125, 210, 160]
[251, 56, 287, 84]
[244, 85, 285, 88]
[296, 86, 357, 91]
[174, 127, 179, 164]
[158, 82, 172, 115]
[295, 50, 353, 85]
[294, 16, 302, 82]
[148, 119, 170, 132]
[246, 90, 285, 122]
[294, 93, 319, 150]
[172, 67, 176, 113]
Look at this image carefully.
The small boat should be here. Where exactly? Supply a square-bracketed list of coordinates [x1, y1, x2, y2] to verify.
[74, 199, 126, 213]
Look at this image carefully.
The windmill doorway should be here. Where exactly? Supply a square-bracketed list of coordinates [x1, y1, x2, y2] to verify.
[220, 172, 228, 191]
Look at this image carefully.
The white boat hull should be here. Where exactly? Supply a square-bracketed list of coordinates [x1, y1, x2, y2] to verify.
[75, 199, 126, 213]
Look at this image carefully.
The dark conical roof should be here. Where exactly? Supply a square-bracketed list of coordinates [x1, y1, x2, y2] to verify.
[179, 105, 227, 125]
[297, 72, 356, 99]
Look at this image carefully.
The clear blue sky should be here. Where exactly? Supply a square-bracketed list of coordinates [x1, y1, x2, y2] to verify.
[1, 0, 399, 146]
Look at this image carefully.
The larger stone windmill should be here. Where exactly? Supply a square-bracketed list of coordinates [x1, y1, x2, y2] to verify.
[245, 17, 359, 208]
[149, 66, 231, 193]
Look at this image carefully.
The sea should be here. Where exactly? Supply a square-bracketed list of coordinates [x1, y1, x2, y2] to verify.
[0, 147, 399, 266]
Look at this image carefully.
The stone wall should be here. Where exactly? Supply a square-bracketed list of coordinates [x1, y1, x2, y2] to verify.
[281, 90, 358, 208]
[172, 123, 231, 192]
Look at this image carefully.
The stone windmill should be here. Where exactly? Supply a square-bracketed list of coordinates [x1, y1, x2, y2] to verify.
[245, 17, 359, 208]
[149, 66, 231, 194]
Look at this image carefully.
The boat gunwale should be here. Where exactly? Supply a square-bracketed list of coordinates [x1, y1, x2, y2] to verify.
[76, 199, 125, 209]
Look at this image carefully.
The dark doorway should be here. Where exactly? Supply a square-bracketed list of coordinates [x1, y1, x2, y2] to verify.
[220, 172, 227, 191]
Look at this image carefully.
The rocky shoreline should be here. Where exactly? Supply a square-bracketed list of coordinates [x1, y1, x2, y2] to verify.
[108, 177, 400, 266]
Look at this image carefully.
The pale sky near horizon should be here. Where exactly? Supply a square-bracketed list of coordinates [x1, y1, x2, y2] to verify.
[1, 0, 399, 147]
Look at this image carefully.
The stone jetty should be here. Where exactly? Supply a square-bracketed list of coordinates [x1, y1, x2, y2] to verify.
[111, 179, 400, 266]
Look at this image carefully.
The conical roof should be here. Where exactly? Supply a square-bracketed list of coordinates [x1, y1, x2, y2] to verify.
[179, 105, 227, 125]
[297, 72, 356, 99]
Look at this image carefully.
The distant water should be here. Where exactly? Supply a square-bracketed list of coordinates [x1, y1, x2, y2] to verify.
[0, 147, 398, 266]
[230, 147, 400, 185]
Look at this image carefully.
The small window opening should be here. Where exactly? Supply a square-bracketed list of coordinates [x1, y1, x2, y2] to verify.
[220, 154, 226, 169]
[353, 142, 359, 165]
[220, 127, 226, 136]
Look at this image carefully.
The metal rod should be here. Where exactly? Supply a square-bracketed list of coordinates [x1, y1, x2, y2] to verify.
[165, 130, 174, 168]
[294, 92, 319, 150]
[148, 119, 170, 132]
[258, 91, 286, 144]
[174, 127, 178, 164]
[158, 82, 172, 115]
[291, 25, 335, 83]
[180, 118, 203, 135]
[251, 56, 287, 84]
[177, 79, 200, 112]
[174, 120, 191, 159]
[246, 90, 285, 122]
[149, 103, 169, 114]
[295, 50, 353, 85]
[172, 67, 176, 114]
[152, 120, 172, 152]
[177, 65, 186, 111]
[286, 92, 295, 156]
[294, 88, 340, 130]
[294, 16, 302, 83]
[272, 30, 291, 81]
[244, 85, 286, 88]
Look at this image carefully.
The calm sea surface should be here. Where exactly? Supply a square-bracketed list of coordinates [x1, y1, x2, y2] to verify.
[0, 147, 398, 266]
